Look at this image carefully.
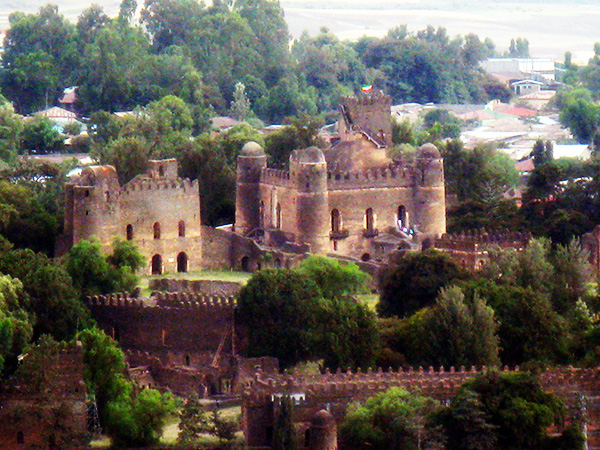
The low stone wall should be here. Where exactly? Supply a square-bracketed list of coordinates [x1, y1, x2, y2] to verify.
[149, 278, 242, 296]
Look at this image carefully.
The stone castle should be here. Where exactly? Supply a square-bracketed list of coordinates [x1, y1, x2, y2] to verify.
[59, 91, 446, 270]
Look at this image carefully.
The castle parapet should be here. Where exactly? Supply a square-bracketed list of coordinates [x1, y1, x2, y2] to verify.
[261, 168, 292, 187]
[122, 177, 197, 194]
[327, 165, 415, 190]
[435, 229, 531, 252]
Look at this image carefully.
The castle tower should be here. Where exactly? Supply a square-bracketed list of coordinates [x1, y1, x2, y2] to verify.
[414, 143, 446, 238]
[290, 147, 330, 254]
[308, 409, 337, 450]
[67, 165, 121, 250]
[338, 91, 393, 146]
[235, 142, 267, 235]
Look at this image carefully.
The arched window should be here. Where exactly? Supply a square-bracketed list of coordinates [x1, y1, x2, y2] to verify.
[177, 252, 188, 273]
[331, 209, 341, 232]
[276, 203, 282, 229]
[158, 165, 165, 177]
[397, 205, 407, 229]
[126, 224, 134, 240]
[153, 222, 161, 239]
[178, 220, 185, 237]
[185, 355, 190, 366]
[151, 254, 162, 275]
[365, 208, 374, 231]
[17, 431, 24, 444]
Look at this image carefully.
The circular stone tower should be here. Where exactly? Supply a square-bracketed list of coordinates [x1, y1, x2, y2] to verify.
[308, 409, 337, 450]
[414, 143, 446, 237]
[290, 147, 330, 254]
[235, 141, 267, 235]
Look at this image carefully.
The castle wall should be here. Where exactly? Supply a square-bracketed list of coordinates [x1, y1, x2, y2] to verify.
[120, 177, 202, 273]
[85, 293, 236, 368]
[0, 344, 87, 450]
[243, 366, 600, 449]
[259, 183, 299, 239]
[327, 186, 417, 259]
[63, 161, 203, 274]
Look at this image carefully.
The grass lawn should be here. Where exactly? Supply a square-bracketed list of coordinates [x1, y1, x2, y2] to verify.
[357, 293, 379, 311]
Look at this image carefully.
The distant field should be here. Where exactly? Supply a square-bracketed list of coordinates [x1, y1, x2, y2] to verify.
[1, 0, 600, 61]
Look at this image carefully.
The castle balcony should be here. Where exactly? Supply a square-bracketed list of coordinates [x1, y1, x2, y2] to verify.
[363, 229, 379, 238]
[330, 229, 350, 240]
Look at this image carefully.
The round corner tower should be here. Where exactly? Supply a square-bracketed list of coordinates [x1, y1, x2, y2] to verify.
[308, 409, 337, 450]
[290, 147, 330, 254]
[414, 143, 446, 238]
[235, 141, 267, 235]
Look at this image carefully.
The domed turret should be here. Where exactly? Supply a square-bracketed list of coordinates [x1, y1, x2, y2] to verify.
[235, 141, 267, 234]
[290, 147, 329, 254]
[240, 141, 265, 157]
[417, 143, 441, 159]
[308, 409, 337, 450]
[414, 142, 445, 238]
[290, 146, 326, 165]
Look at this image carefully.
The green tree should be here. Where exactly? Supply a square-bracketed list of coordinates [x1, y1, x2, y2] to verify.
[378, 250, 467, 318]
[238, 261, 378, 370]
[20, 115, 64, 154]
[296, 255, 371, 301]
[340, 387, 444, 450]
[0, 275, 33, 374]
[531, 138, 553, 167]
[426, 286, 499, 367]
[177, 394, 211, 444]
[0, 102, 24, 162]
[441, 389, 497, 450]
[78, 327, 131, 423]
[66, 238, 144, 296]
[229, 82, 252, 121]
[459, 371, 576, 450]
[1, 5, 79, 113]
[0, 245, 88, 341]
[237, 269, 322, 368]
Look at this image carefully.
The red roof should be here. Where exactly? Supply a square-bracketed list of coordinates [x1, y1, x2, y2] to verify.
[496, 105, 537, 117]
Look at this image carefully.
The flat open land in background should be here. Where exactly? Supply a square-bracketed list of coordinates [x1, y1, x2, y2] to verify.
[1, 0, 599, 61]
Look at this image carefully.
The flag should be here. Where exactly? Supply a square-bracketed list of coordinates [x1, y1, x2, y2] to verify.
[361, 85, 373, 92]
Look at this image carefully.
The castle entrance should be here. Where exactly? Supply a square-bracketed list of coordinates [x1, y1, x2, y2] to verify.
[177, 252, 188, 273]
[151, 254, 162, 275]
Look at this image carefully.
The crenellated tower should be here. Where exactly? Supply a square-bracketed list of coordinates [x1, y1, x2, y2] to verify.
[290, 147, 330, 254]
[413, 143, 446, 238]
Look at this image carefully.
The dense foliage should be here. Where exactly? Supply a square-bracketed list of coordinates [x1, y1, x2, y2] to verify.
[237, 256, 377, 370]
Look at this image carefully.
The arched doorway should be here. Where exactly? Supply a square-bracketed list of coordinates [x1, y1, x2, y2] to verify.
[177, 252, 188, 273]
[397, 205, 407, 229]
[241, 256, 250, 272]
[126, 224, 134, 240]
[151, 254, 162, 275]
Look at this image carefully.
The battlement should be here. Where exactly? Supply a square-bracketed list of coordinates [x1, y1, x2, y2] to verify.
[85, 292, 237, 309]
[261, 168, 292, 187]
[436, 229, 531, 252]
[242, 365, 600, 406]
[121, 177, 197, 195]
[153, 291, 237, 308]
[341, 91, 392, 109]
[327, 165, 415, 190]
